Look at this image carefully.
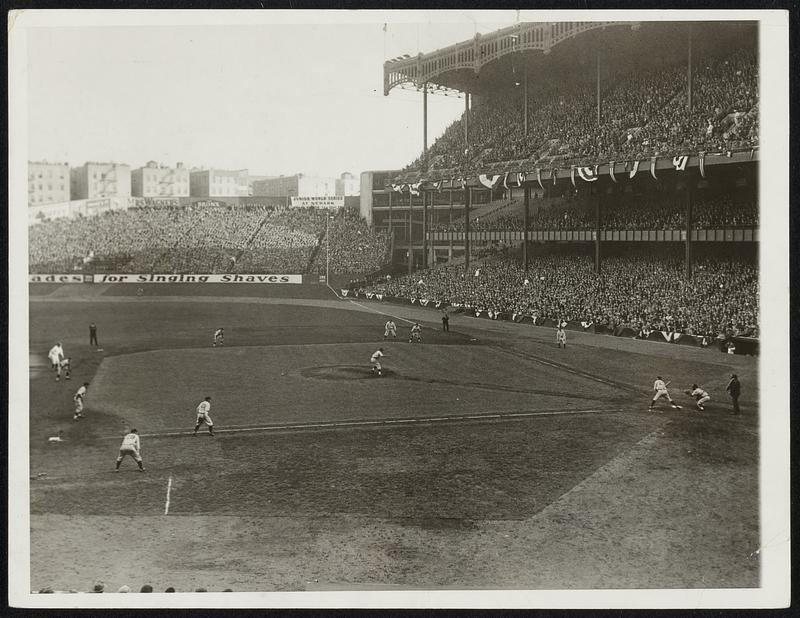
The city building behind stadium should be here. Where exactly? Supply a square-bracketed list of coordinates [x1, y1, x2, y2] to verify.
[29, 20, 758, 353]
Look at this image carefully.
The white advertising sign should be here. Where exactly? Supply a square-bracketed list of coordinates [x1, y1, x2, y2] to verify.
[29, 274, 86, 283]
[92, 273, 303, 284]
[290, 196, 344, 209]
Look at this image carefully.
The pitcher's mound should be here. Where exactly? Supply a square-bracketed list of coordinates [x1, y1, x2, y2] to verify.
[301, 365, 395, 380]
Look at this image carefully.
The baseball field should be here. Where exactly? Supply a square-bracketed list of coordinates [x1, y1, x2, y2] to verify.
[26, 283, 760, 592]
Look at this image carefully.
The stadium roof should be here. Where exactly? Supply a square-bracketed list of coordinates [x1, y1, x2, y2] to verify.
[384, 21, 757, 97]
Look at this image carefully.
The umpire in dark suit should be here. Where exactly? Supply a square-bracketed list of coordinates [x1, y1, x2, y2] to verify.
[726, 374, 741, 414]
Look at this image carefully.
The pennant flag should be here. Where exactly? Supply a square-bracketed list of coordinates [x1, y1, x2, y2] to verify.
[391, 183, 402, 192]
[409, 182, 421, 196]
[698, 152, 706, 178]
[461, 177, 467, 189]
[376, 293, 384, 300]
[629, 160, 640, 179]
[650, 156, 658, 180]
[672, 155, 688, 171]
[341, 289, 349, 296]
[551, 168, 558, 185]
[410, 298, 417, 304]
[434, 180, 443, 192]
[577, 166, 599, 182]
[435, 301, 442, 308]
[478, 174, 501, 189]
[536, 168, 544, 191]
[503, 172, 509, 191]
[609, 161, 617, 183]
[366, 292, 375, 299]
[750, 148, 755, 160]
[518, 171, 526, 186]
[570, 166, 576, 188]
[420, 299, 430, 307]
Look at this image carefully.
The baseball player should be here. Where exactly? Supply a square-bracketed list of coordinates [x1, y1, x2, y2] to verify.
[48, 342, 65, 381]
[409, 323, 422, 343]
[648, 376, 681, 411]
[193, 396, 215, 436]
[115, 428, 146, 472]
[73, 382, 89, 420]
[383, 320, 397, 340]
[686, 384, 711, 411]
[59, 357, 72, 380]
[370, 348, 385, 376]
[213, 327, 224, 347]
[556, 325, 567, 348]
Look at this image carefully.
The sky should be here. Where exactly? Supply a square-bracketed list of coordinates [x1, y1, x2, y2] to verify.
[24, 11, 521, 178]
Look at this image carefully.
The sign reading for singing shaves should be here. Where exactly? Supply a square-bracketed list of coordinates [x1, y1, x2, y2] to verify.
[92, 274, 303, 284]
[290, 196, 344, 209]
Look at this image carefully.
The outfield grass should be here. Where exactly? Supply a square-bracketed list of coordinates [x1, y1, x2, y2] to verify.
[27, 284, 760, 592]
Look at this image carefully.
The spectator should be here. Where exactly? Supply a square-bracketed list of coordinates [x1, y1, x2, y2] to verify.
[140, 584, 153, 593]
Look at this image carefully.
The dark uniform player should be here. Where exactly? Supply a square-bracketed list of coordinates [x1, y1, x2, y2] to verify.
[89, 322, 99, 347]
[726, 374, 741, 414]
[441, 310, 449, 332]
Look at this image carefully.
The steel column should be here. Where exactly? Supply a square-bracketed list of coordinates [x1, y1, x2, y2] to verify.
[423, 83, 428, 168]
[422, 190, 428, 269]
[685, 177, 693, 279]
[523, 71, 528, 136]
[464, 187, 471, 272]
[523, 185, 530, 273]
[687, 24, 693, 112]
[407, 191, 413, 275]
[594, 190, 601, 274]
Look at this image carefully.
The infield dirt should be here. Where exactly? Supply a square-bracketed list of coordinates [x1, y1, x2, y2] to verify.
[27, 284, 759, 591]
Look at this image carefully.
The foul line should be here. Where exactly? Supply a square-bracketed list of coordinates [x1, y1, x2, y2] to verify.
[164, 476, 173, 515]
[103, 407, 627, 441]
[328, 283, 417, 326]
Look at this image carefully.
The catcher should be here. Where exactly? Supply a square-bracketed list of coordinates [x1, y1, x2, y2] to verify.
[685, 384, 711, 411]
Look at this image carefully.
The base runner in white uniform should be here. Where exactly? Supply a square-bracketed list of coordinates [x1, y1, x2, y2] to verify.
[193, 396, 215, 436]
[648, 376, 681, 411]
[115, 429, 145, 472]
[48, 343, 65, 381]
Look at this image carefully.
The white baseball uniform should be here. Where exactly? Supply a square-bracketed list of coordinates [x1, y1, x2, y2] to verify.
[196, 400, 213, 426]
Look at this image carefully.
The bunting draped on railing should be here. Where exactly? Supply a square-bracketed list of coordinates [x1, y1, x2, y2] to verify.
[389, 147, 757, 191]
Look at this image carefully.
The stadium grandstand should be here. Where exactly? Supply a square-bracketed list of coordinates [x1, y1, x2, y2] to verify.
[356, 20, 758, 350]
[29, 202, 392, 282]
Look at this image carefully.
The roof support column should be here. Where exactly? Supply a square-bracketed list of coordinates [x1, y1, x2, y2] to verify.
[523, 185, 530, 274]
[685, 175, 694, 280]
[523, 70, 529, 137]
[464, 92, 470, 150]
[448, 188, 453, 262]
[596, 51, 601, 126]
[595, 189, 602, 274]
[687, 24, 693, 112]
[407, 191, 413, 276]
[423, 82, 428, 169]
[464, 186, 471, 273]
[422, 190, 428, 269]
[388, 188, 392, 234]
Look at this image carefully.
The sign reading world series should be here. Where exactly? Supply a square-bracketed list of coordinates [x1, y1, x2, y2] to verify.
[290, 196, 344, 209]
